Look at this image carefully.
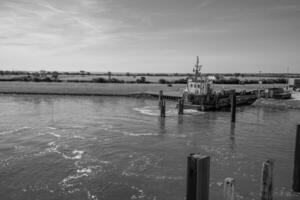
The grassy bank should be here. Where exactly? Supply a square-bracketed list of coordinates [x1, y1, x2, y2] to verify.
[0, 82, 287, 97]
[0, 82, 185, 96]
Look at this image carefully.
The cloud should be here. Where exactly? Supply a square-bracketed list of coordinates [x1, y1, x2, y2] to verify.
[0, 0, 112, 51]
[0, 0, 299, 72]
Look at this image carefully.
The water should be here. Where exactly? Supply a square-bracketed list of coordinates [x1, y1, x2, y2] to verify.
[0, 94, 299, 200]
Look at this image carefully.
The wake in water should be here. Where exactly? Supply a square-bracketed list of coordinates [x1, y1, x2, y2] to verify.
[0, 126, 31, 135]
[133, 106, 204, 117]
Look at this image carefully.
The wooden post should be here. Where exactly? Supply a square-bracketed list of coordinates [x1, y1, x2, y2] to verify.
[230, 91, 236, 123]
[223, 177, 235, 200]
[160, 100, 166, 118]
[260, 160, 274, 200]
[159, 90, 163, 106]
[186, 154, 210, 200]
[178, 99, 184, 115]
[293, 125, 300, 192]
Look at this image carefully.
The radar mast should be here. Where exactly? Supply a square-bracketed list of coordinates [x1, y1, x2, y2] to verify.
[193, 56, 202, 81]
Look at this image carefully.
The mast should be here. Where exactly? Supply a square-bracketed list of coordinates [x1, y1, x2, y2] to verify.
[193, 56, 202, 81]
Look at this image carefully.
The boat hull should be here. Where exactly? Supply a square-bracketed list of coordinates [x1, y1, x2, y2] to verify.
[182, 93, 257, 111]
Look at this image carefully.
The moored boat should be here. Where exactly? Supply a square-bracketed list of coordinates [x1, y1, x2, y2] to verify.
[181, 57, 257, 111]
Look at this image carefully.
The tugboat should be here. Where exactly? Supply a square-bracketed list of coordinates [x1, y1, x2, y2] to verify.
[182, 57, 257, 111]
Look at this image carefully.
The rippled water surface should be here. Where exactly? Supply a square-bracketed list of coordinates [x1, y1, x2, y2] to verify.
[0, 95, 299, 200]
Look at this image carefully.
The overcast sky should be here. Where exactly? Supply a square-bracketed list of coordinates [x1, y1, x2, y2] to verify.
[0, 0, 299, 73]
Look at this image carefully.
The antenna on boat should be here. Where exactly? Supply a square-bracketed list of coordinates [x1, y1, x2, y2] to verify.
[193, 56, 202, 81]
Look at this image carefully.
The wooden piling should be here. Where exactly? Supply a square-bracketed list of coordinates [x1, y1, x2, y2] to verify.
[178, 99, 184, 115]
[186, 154, 210, 200]
[160, 100, 166, 118]
[260, 160, 274, 200]
[293, 125, 300, 192]
[230, 91, 236, 123]
[159, 90, 163, 106]
[223, 177, 235, 200]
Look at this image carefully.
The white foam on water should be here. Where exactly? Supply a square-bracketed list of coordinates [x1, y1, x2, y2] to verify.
[184, 109, 205, 115]
[48, 141, 55, 146]
[34, 141, 61, 157]
[14, 126, 31, 132]
[0, 130, 13, 135]
[145, 175, 183, 180]
[62, 150, 84, 160]
[46, 127, 57, 130]
[133, 107, 159, 116]
[46, 141, 60, 153]
[59, 163, 103, 195]
[60, 173, 88, 187]
[77, 168, 92, 174]
[99, 124, 114, 131]
[87, 191, 98, 200]
[48, 132, 61, 138]
[123, 131, 159, 137]
[73, 135, 86, 139]
[73, 150, 84, 159]
[122, 171, 183, 181]
[14, 145, 25, 151]
[130, 185, 145, 200]
[0, 126, 31, 135]
[99, 160, 110, 164]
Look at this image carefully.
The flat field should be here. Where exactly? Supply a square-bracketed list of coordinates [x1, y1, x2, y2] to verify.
[0, 81, 286, 96]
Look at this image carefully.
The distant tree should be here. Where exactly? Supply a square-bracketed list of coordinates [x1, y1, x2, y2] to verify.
[108, 71, 112, 80]
[159, 79, 167, 84]
[140, 76, 146, 83]
[80, 70, 85, 76]
[52, 71, 59, 80]
[43, 77, 52, 82]
[234, 73, 241, 77]
[93, 77, 107, 83]
[126, 72, 130, 76]
[173, 78, 187, 84]
[32, 72, 40, 77]
[136, 76, 147, 83]
[40, 70, 47, 77]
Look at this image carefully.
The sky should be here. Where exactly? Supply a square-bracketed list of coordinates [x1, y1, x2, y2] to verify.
[0, 0, 299, 73]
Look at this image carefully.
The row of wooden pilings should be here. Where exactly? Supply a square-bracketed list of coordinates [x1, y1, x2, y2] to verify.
[158, 90, 236, 122]
[186, 126, 300, 200]
[158, 90, 184, 117]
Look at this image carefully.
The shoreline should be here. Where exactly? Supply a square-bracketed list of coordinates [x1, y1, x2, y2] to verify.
[2, 82, 299, 109]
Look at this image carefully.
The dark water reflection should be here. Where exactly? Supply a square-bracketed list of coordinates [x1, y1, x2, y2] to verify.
[0, 94, 299, 200]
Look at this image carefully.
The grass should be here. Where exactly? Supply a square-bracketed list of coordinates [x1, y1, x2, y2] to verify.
[0, 81, 286, 96]
[0, 82, 185, 95]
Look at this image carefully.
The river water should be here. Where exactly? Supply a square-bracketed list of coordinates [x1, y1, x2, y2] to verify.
[0, 95, 299, 200]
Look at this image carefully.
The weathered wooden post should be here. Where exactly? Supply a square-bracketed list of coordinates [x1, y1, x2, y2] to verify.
[293, 125, 300, 192]
[230, 91, 236, 123]
[224, 177, 235, 200]
[160, 100, 166, 118]
[178, 99, 184, 115]
[260, 160, 274, 200]
[186, 154, 210, 200]
[159, 90, 163, 106]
